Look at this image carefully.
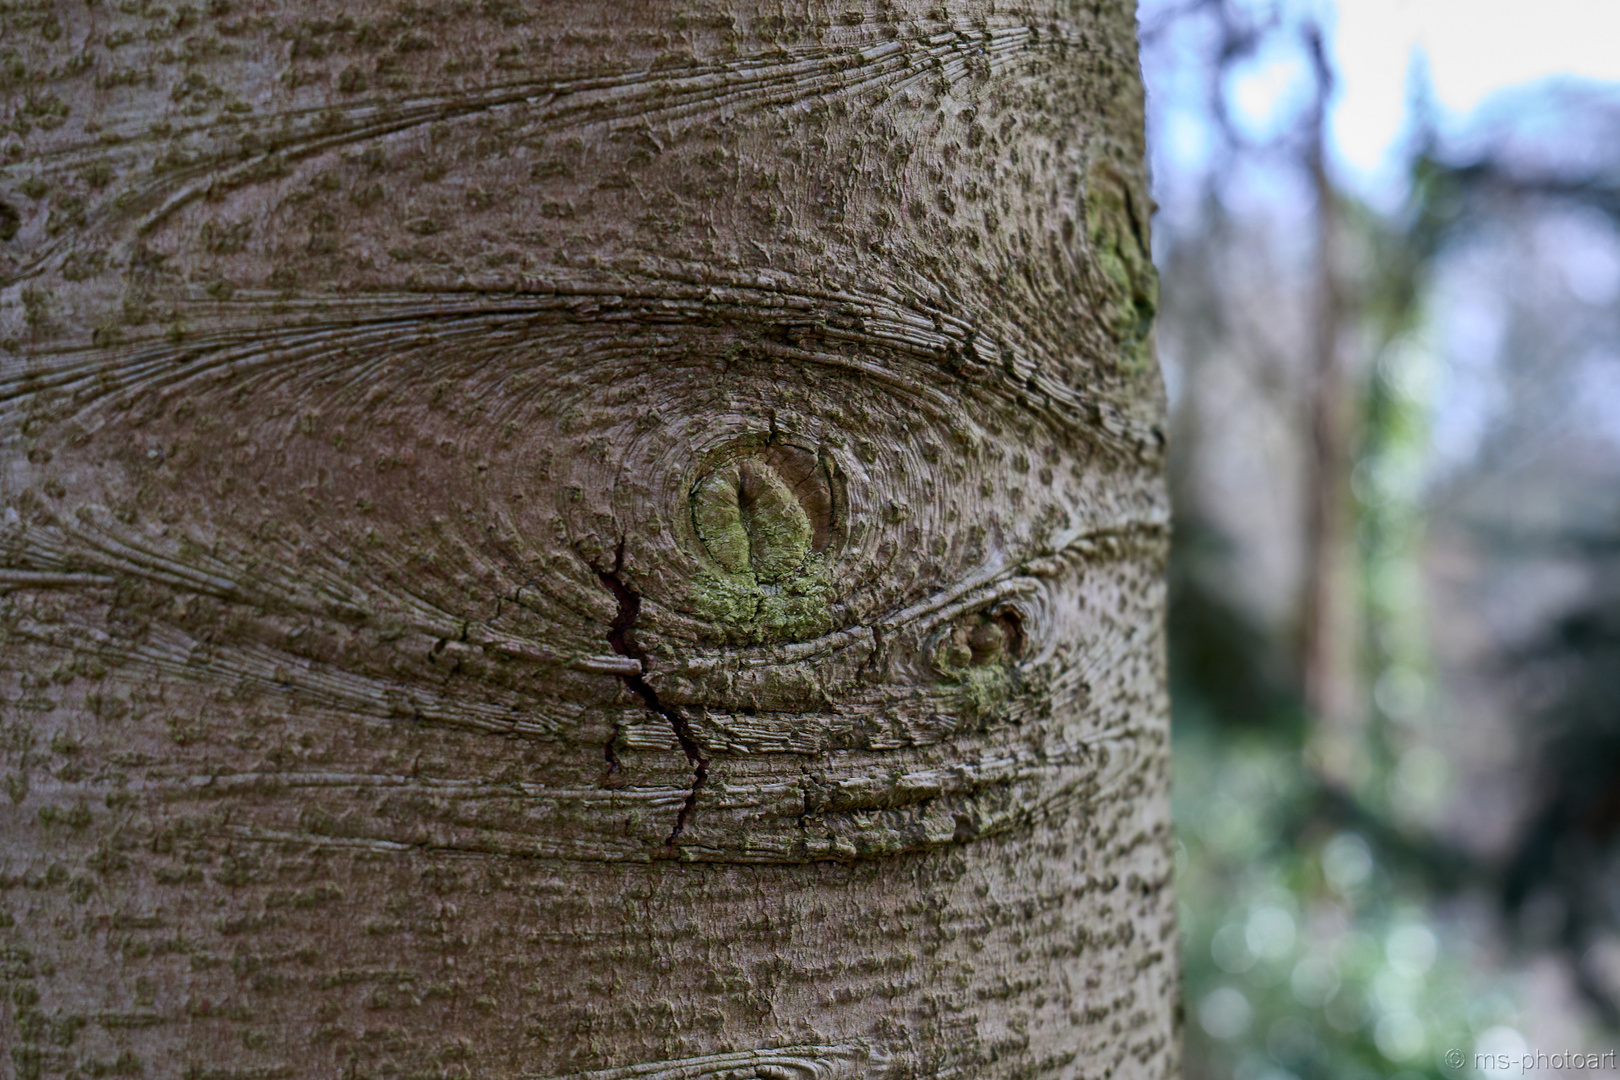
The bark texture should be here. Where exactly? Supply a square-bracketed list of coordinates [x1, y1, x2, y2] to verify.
[0, 1, 1173, 1076]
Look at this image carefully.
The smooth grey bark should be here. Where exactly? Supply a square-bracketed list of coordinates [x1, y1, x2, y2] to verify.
[0, 1, 1174, 1076]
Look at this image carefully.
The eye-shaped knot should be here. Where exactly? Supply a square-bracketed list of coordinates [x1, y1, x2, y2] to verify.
[685, 443, 840, 643]
[690, 444, 834, 581]
[933, 608, 1025, 674]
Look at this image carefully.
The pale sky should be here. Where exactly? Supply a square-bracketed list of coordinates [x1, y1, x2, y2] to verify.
[1146, 0, 1620, 220]
[1331, 0, 1620, 191]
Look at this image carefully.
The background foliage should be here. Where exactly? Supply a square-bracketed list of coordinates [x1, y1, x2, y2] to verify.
[1145, 3, 1620, 1077]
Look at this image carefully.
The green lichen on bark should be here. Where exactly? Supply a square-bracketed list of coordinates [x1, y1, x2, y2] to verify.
[929, 611, 1025, 722]
[690, 457, 835, 643]
[1086, 160, 1160, 374]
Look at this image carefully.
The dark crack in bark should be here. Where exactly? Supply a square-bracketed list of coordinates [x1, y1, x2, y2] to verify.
[594, 543, 709, 847]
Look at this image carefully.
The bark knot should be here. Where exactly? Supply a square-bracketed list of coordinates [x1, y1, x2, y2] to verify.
[690, 443, 835, 578]
[686, 443, 840, 643]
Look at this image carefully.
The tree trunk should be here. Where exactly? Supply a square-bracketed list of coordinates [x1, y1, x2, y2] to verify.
[0, 2, 1173, 1076]
[1300, 27, 1360, 784]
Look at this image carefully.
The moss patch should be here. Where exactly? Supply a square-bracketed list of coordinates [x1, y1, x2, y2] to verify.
[689, 452, 837, 643]
[1086, 160, 1159, 373]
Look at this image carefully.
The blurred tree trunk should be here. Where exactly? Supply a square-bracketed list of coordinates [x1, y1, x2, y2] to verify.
[1301, 27, 1360, 780]
[0, 2, 1174, 1076]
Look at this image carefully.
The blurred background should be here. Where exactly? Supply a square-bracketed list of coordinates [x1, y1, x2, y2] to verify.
[1141, 1, 1620, 1078]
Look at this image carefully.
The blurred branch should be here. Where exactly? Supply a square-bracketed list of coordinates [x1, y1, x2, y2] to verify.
[1450, 523, 1620, 560]
[1302, 776, 1495, 895]
[1138, 0, 1218, 44]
